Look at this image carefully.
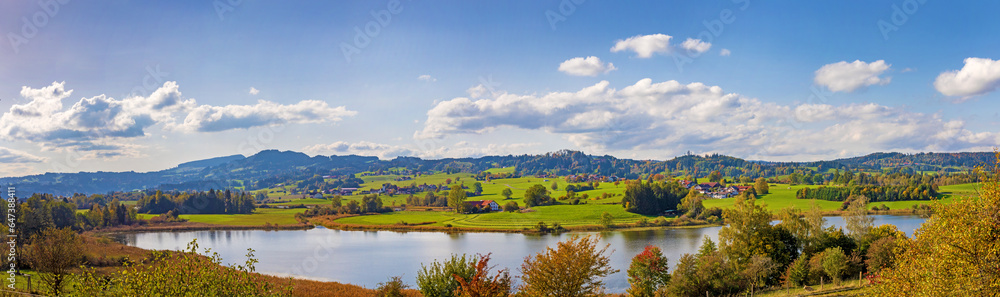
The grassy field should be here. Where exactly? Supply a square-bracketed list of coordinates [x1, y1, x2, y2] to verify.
[160, 170, 985, 229]
[334, 204, 646, 229]
[138, 208, 305, 226]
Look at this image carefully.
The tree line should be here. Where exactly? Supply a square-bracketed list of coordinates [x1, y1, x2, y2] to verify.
[795, 184, 937, 202]
[136, 189, 257, 215]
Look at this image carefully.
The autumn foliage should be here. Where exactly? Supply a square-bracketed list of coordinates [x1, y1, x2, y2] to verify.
[869, 151, 1000, 296]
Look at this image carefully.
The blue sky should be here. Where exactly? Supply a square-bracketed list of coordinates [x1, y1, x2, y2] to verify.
[2, 0, 1000, 177]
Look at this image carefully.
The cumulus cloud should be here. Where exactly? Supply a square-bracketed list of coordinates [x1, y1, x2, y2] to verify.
[177, 100, 355, 132]
[610, 34, 672, 58]
[0, 147, 45, 163]
[249, 87, 260, 95]
[417, 78, 999, 160]
[558, 56, 616, 76]
[720, 49, 731, 56]
[680, 38, 712, 54]
[0, 81, 356, 156]
[814, 60, 892, 92]
[418, 74, 437, 82]
[934, 57, 1000, 100]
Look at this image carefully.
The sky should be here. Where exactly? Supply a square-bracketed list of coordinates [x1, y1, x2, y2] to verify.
[1, 0, 1000, 177]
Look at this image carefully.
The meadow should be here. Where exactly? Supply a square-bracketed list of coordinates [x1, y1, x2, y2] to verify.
[170, 170, 981, 230]
[138, 207, 305, 226]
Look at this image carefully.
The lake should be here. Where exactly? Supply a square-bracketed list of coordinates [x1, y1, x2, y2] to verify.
[115, 215, 927, 293]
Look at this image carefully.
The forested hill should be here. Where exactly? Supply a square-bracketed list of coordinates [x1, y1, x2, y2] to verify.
[830, 152, 996, 170]
[0, 149, 991, 195]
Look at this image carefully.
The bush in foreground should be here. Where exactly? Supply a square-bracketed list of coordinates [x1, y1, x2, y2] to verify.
[74, 239, 288, 296]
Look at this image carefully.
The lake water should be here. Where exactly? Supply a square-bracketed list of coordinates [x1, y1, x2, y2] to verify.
[115, 215, 927, 293]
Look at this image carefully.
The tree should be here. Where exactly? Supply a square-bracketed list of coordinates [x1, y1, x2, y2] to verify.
[417, 254, 476, 297]
[449, 185, 470, 213]
[708, 171, 723, 183]
[501, 188, 513, 200]
[599, 212, 614, 228]
[627, 246, 671, 297]
[822, 247, 847, 283]
[472, 182, 483, 195]
[743, 254, 778, 296]
[523, 184, 551, 207]
[503, 201, 519, 213]
[551, 181, 559, 190]
[29, 228, 83, 296]
[844, 195, 873, 241]
[678, 189, 704, 218]
[871, 152, 1000, 296]
[754, 177, 769, 195]
[331, 195, 342, 208]
[519, 236, 618, 296]
[784, 255, 811, 287]
[719, 195, 796, 267]
[454, 253, 512, 297]
[865, 237, 898, 273]
[361, 194, 385, 213]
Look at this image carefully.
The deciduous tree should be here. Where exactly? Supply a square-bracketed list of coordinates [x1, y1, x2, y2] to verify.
[871, 152, 1000, 296]
[626, 246, 670, 297]
[29, 227, 82, 296]
[519, 236, 617, 296]
[449, 185, 470, 213]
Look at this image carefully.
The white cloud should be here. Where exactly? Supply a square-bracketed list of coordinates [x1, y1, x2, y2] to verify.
[680, 38, 712, 54]
[0, 81, 357, 157]
[610, 34, 672, 58]
[417, 78, 999, 160]
[814, 60, 892, 92]
[176, 100, 356, 133]
[558, 56, 616, 76]
[466, 84, 488, 99]
[418, 74, 437, 82]
[0, 147, 45, 163]
[933, 57, 1000, 100]
[249, 87, 260, 95]
[720, 49, 731, 56]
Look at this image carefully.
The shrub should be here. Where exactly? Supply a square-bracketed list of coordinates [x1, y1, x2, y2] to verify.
[416, 254, 476, 297]
[75, 239, 286, 296]
[519, 236, 618, 296]
[822, 247, 848, 283]
[375, 276, 408, 297]
[503, 201, 519, 213]
[599, 212, 614, 228]
[453, 254, 512, 297]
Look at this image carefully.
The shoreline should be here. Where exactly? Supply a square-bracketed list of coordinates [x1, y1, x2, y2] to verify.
[95, 209, 932, 236]
[93, 221, 314, 235]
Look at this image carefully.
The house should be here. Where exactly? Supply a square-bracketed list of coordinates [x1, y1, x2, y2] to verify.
[707, 191, 734, 199]
[694, 182, 721, 194]
[338, 188, 358, 195]
[465, 200, 500, 212]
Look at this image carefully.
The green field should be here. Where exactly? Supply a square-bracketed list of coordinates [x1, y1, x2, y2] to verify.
[138, 208, 305, 226]
[335, 204, 646, 229]
[156, 169, 985, 229]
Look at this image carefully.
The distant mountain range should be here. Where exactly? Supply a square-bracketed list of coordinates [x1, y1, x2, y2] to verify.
[1, 150, 992, 196]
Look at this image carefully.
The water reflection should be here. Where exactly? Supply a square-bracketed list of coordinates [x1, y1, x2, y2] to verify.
[116, 215, 925, 293]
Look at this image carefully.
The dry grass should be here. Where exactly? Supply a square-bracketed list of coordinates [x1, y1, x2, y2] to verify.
[258, 274, 422, 297]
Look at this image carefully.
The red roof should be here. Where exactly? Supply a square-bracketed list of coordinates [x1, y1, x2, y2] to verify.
[465, 200, 495, 207]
